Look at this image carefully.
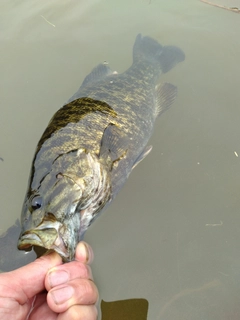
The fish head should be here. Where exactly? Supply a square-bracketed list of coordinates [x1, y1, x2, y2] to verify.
[18, 175, 82, 261]
[18, 148, 111, 261]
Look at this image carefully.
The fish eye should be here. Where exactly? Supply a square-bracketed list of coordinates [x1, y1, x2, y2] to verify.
[31, 196, 42, 210]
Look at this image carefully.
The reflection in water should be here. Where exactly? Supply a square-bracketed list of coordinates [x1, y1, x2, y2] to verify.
[40, 15, 56, 28]
[200, 0, 240, 13]
[158, 279, 221, 318]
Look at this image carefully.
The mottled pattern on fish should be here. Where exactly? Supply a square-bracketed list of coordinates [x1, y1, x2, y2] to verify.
[18, 34, 185, 261]
[30, 98, 117, 192]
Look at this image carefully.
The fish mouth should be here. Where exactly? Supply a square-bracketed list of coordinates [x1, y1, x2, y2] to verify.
[18, 219, 69, 259]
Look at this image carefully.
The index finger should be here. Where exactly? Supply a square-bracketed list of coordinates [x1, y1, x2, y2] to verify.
[5, 251, 62, 303]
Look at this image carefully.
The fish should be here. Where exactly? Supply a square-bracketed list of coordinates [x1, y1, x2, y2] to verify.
[17, 34, 185, 261]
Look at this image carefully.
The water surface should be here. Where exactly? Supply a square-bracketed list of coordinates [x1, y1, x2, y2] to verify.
[1, 0, 240, 319]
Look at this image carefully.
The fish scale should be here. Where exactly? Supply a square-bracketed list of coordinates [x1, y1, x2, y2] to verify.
[18, 34, 185, 261]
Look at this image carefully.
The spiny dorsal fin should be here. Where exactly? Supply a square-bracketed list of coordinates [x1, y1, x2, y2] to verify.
[155, 82, 177, 117]
[99, 123, 129, 168]
[132, 145, 152, 170]
[81, 63, 113, 88]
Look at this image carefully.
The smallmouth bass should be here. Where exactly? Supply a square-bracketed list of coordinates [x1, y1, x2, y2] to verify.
[18, 34, 185, 261]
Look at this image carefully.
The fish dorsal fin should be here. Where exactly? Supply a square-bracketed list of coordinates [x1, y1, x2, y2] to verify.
[156, 82, 177, 117]
[132, 145, 152, 170]
[81, 63, 113, 88]
[99, 123, 129, 168]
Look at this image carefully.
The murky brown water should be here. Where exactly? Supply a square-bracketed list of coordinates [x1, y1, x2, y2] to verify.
[1, 0, 240, 319]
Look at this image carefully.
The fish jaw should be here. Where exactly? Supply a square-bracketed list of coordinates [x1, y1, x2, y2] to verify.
[18, 214, 80, 261]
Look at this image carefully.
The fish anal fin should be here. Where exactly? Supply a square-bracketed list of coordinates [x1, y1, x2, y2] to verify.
[81, 63, 113, 88]
[156, 82, 177, 117]
[132, 145, 152, 170]
[99, 123, 129, 168]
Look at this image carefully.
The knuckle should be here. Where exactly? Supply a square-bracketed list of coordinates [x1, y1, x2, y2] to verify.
[62, 305, 98, 320]
[79, 279, 98, 304]
[75, 262, 92, 279]
[91, 305, 98, 319]
[80, 262, 91, 277]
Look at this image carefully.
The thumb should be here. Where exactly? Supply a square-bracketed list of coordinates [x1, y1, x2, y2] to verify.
[9, 251, 62, 303]
[75, 242, 94, 264]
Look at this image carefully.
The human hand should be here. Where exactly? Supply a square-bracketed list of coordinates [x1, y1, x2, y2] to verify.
[0, 242, 98, 320]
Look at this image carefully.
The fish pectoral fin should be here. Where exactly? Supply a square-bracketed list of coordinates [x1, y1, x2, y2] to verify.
[99, 123, 129, 167]
[156, 82, 177, 117]
[81, 63, 113, 88]
[132, 145, 152, 170]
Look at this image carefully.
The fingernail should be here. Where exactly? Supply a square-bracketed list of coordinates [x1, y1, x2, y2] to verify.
[49, 270, 69, 287]
[77, 242, 94, 264]
[82, 242, 90, 262]
[50, 286, 74, 305]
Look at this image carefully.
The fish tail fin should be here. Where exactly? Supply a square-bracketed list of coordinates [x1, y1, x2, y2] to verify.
[133, 34, 185, 73]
